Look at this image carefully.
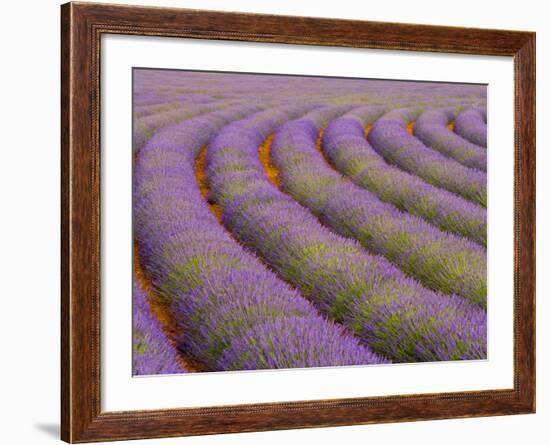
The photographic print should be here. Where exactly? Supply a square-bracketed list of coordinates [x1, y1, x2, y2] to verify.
[132, 69, 488, 376]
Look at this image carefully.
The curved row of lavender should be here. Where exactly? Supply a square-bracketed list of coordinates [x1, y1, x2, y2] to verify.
[368, 108, 487, 207]
[134, 94, 216, 119]
[135, 101, 182, 119]
[206, 107, 487, 362]
[454, 107, 488, 147]
[321, 107, 487, 246]
[134, 104, 385, 372]
[413, 109, 486, 171]
[271, 107, 487, 308]
[133, 279, 187, 375]
[133, 102, 218, 153]
[133, 97, 310, 153]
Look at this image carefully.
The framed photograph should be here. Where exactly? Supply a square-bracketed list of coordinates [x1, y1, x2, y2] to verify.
[61, 2, 535, 442]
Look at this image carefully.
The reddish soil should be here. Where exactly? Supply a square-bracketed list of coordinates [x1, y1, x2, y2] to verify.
[195, 146, 224, 223]
[314, 128, 332, 166]
[364, 124, 373, 139]
[258, 134, 279, 186]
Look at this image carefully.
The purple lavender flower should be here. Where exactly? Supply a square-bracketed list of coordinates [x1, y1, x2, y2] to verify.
[218, 315, 379, 370]
[134, 105, 385, 371]
[321, 107, 486, 246]
[270, 107, 487, 308]
[368, 108, 487, 207]
[133, 279, 186, 375]
[414, 109, 486, 171]
[133, 102, 217, 153]
[454, 107, 488, 147]
[207, 106, 487, 363]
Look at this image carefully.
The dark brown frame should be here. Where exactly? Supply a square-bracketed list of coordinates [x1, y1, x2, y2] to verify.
[61, 1, 536, 442]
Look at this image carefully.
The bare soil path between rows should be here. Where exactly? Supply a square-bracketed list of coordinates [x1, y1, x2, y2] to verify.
[195, 145, 224, 223]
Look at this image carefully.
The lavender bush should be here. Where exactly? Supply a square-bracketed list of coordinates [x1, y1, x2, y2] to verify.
[454, 107, 488, 147]
[368, 108, 487, 207]
[413, 109, 486, 171]
[270, 108, 487, 307]
[207, 107, 487, 362]
[133, 279, 187, 375]
[134, 106, 385, 373]
[133, 102, 217, 153]
[321, 107, 487, 246]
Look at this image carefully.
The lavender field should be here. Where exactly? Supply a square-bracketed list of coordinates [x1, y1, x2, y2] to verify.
[132, 69, 487, 375]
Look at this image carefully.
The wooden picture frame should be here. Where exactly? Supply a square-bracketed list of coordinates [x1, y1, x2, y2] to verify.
[61, 1, 535, 442]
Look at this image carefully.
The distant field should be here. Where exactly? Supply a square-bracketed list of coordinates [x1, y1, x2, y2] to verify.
[132, 69, 487, 375]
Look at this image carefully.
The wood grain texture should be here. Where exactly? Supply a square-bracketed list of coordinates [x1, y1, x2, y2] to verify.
[60, 2, 536, 442]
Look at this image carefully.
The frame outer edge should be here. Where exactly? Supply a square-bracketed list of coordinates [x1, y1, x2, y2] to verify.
[60, 2, 536, 442]
[60, 2, 72, 442]
[62, 2, 100, 442]
[515, 33, 536, 413]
